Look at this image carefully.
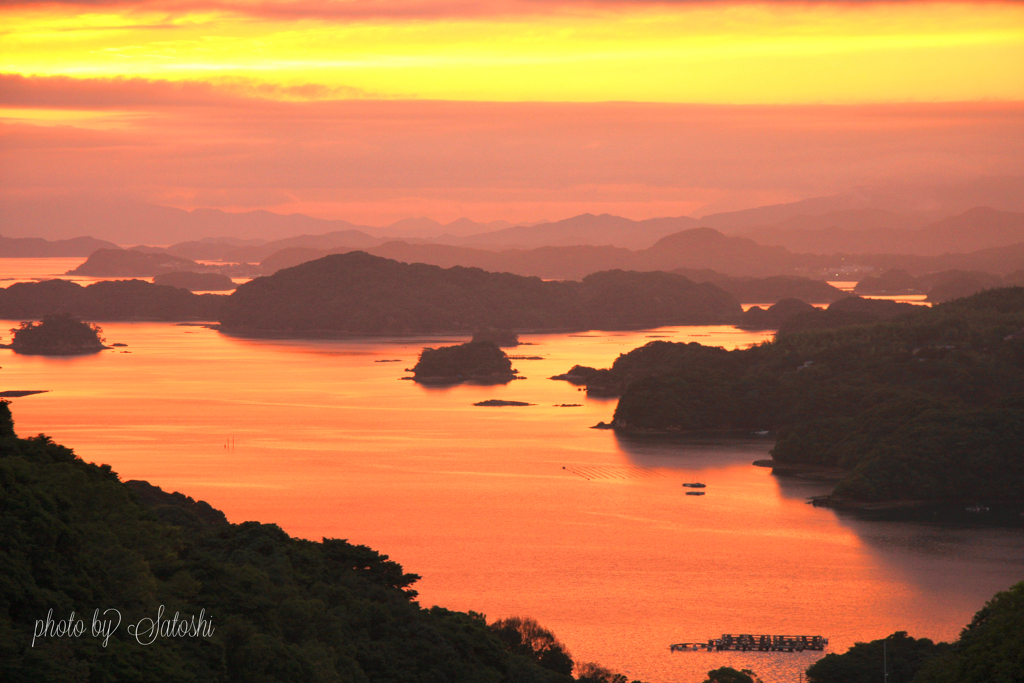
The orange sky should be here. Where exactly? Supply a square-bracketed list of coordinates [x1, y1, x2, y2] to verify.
[2, 0, 1023, 224]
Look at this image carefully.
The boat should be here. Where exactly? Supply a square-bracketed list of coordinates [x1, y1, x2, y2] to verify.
[685, 491, 705, 496]
[682, 482, 706, 488]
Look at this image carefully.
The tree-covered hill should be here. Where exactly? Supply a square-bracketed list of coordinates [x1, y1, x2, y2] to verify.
[9, 313, 106, 355]
[0, 402, 644, 683]
[218, 252, 742, 335]
[567, 288, 1024, 502]
[0, 279, 225, 321]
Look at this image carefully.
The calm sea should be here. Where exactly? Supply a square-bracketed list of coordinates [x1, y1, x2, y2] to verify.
[1, 260, 1018, 683]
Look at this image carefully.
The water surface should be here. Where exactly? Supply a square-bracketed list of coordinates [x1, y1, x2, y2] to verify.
[3, 319, 1021, 683]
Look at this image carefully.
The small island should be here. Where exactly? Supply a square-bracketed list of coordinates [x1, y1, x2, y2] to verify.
[8, 314, 107, 355]
[412, 340, 518, 384]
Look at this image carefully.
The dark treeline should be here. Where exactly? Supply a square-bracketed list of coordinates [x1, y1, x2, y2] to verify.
[0, 279, 224, 321]
[805, 580, 1024, 683]
[566, 288, 1024, 502]
[218, 252, 742, 334]
[0, 402, 646, 683]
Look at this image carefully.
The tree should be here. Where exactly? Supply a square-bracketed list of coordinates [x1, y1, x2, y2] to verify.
[805, 632, 946, 683]
[490, 616, 575, 675]
[703, 667, 761, 683]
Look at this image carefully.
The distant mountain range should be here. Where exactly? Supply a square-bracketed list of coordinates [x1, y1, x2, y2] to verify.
[3, 176, 1022, 251]
[738, 207, 1024, 255]
[63, 216, 1024, 282]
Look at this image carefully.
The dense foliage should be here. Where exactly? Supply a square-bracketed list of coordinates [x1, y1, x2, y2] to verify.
[701, 667, 761, 683]
[412, 341, 516, 383]
[912, 580, 1024, 683]
[593, 288, 1024, 501]
[0, 401, 633, 682]
[9, 313, 105, 354]
[0, 279, 224, 321]
[218, 252, 742, 334]
[805, 632, 948, 683]
[806, 582, 1024, 683]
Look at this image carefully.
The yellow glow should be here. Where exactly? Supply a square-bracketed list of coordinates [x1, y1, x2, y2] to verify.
[2, 2, 1023, 103]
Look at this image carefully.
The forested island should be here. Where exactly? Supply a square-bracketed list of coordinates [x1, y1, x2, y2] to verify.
[559, 288, 1024, 504]
[218, 252, 741, 335]
[0, 402, 646, 683]
[412, 340, 518, 384]
[7, 314, 106, 355]
[0, 279, 224, 321]
[68, 248, 204, 277]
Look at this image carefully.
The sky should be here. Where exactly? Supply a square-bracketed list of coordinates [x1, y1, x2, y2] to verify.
[2, 0, 1023, 225]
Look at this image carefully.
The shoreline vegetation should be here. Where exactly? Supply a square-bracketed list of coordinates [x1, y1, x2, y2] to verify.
[804, 581, 1024, 683]
[0, 401, 649, 683]
[553, 287, 1024, 507]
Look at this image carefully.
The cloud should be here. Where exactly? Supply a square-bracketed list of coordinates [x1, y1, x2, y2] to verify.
[0, 74, 375, 108]
[3, 74, 1022, 226]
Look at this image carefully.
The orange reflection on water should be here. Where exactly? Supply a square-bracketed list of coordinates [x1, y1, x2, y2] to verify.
[1, 321, 1020, 683]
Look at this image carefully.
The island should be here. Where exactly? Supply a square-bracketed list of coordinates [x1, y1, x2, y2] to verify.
[217, 251, 743, 335]
[68, 248, 203, 277]
[0, 279, 225, 321]
[412, 340, 518, 384]
[673, 269, 847, 303]
[153, 271, 237, 291]
[559, 287, 1024, 505]
[0, 234, 118, 258]
[854, 268, 1005, 303]
[8, 313, 106, 355]
[0, 401, 647, 683]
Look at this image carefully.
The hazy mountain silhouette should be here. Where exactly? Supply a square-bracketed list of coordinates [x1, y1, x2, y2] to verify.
[700, 176, 1024, 233]
[0, 234, 118, 257]
[738, 207, 1024, 255]
[445, 213, 701, 250]
[5, 177, 1021, 247]
[247, 228, 800, 279]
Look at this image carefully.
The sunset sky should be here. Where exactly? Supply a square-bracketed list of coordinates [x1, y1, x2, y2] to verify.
[2, 0, 1023, 225]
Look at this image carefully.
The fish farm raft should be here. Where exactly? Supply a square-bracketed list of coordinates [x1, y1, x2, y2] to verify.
[670, 635, 828, 652]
